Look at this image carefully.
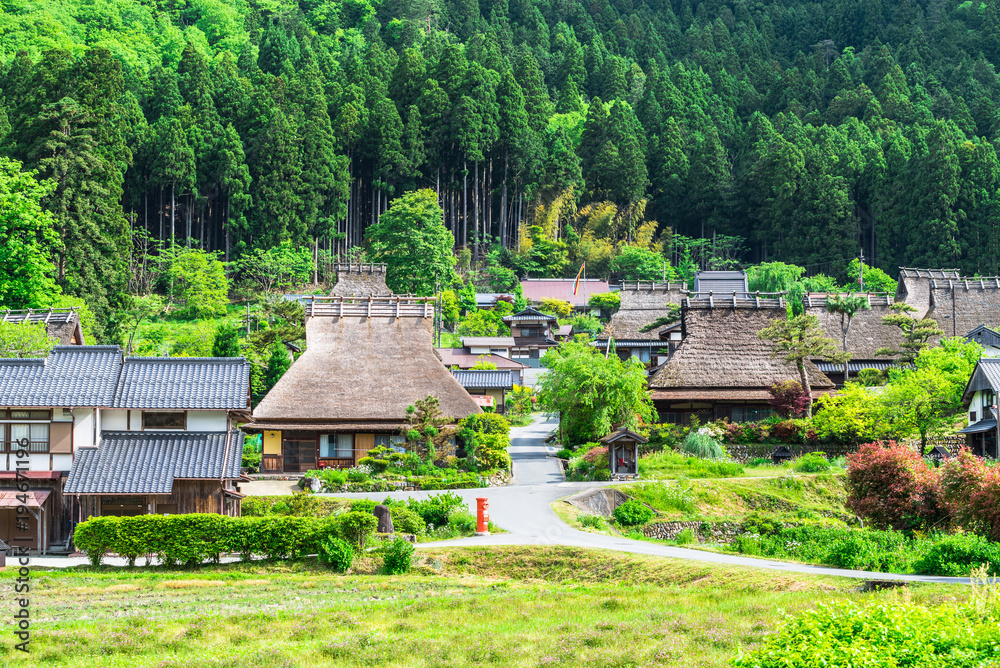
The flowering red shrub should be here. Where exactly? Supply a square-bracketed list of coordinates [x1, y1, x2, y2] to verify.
[582, 446, 608, 464]
[769, 380, 811, 418]
[940, 450, 1000, 541]
[771, 420, 801, 444]
[845, 441, 945, 531]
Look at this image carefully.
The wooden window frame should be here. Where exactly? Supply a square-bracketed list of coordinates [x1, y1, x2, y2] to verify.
[142, 411, 187, 430]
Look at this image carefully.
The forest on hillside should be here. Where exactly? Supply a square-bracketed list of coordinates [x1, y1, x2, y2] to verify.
[3, 0, 1000, 336]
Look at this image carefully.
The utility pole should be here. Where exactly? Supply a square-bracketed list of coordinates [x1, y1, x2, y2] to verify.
[859, 248, 865, 292]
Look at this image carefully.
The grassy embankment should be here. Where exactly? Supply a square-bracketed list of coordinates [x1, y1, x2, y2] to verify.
[555, 472, 849, 531]
[5, 546, 969, 668]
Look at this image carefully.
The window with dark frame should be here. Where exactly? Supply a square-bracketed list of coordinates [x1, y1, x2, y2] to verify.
[143, 411, 186, 429]
[985, 390, 996, 410]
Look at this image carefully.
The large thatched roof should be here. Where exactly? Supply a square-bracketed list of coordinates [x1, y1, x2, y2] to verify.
[599, 283, 684, 341]
[649, 303, 834, 399]
[896, 268, 960, 319]
[329, 263, 393, 296]
[926, 276, 1000, 338]
[802, 294, 898, 359]
[251, 315, 481, 427]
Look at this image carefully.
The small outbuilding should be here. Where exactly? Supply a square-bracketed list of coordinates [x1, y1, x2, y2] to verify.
[771, 445, 794, 465]
[599, 427, 647, 479]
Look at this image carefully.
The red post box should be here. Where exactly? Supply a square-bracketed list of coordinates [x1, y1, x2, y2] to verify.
[476, 497, 490, 535]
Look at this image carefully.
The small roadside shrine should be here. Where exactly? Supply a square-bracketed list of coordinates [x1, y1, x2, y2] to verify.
[599, 427, 647, 479]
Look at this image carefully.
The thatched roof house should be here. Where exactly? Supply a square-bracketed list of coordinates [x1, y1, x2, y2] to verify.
[593, 282, 685, 364]
[247, 265, 480, 473]
[648, 296, 834, 424]
[895, 268, 960, 319]
[802, 294, 898, 384]
[1, 308, 85, 345]
[329, 262, 394, 296]
[925, 275, 1000, 338]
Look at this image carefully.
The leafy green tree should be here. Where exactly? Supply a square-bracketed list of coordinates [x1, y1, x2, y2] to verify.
[235, 241, 313, 292]
[0, 321, 57, 358]
[588, 292, 621, 312]
[882, 366, 964, 454]
[513, 283, 528, 311]
[212, 323, 242, 357]
[846, 259, 897, 294]
[537, 340, 654, 445]
[119, 294, 165, 355]
[264, 342, 292, 392]
[811, 382, 890, 444]
[456, 310, 509, 337]
[612, 245, 673, 281]
[0, 157, 61, 308]
[438, 289, 460, 328]
[366, 189, 457, 296]
[165, 247, 229, 319]
[539, 298, 573, 318]
[758, 315, 849, 417]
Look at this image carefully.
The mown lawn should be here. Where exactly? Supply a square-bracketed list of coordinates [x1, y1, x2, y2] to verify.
[3, 546, 968, 668]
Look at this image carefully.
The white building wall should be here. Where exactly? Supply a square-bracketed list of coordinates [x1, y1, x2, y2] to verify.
[186, 411, 228, 432]
[102, 410, 127, 431]
[129, 410, 142, 431]
[73, 408, 95, 449]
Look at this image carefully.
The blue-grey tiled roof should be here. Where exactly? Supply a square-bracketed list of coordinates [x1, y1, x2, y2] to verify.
[451, 369, 518, 389]
[0, 346, 121, 407]
[64, 430, 244, 494]
[112, 357, 250, 409]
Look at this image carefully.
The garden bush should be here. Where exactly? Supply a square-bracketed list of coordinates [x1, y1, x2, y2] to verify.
[680, 431, 725, 459]
[318, 536, 354, 573]
[613, 499, 655, 526]
[388, 506, 426, 535]
[381, 537, 415, 574]
[914, 533, 1000, 576]
[350, 499, 378, 513]
[846, 440, 945, 531]
[555, 448, 573, 460]
[74, 516, 120, 566]
[940, 450, 1000, 542]
[336, 511, 378, 549]
[406, 492, 466, 528]
[582, 445, 609, 468]
[792, 452, 830, 473]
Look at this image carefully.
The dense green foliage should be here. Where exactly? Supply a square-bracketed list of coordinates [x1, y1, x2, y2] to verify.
[72, 512, 377, 566]
[612, 498, 655, 526]
[733, 597, 1000, 667]
[11, 0, 1000, 335]
[538, 339, 654, 444]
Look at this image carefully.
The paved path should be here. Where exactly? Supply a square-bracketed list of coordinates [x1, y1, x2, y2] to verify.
[28, 415, 971, 582]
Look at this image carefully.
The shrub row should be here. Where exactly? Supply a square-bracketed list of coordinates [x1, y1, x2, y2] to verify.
[731, 522, 1000, 576]
[73, 511, 378, 567]
[846, 441, 1000, 539]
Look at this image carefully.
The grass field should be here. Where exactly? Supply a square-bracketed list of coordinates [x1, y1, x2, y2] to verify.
[3, 546, 968, 667]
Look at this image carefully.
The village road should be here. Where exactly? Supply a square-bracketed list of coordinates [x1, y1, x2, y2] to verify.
[30, 414, 972, 582]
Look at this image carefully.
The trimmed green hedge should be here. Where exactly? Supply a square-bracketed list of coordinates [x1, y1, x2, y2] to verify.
[73, 512, 377, 567]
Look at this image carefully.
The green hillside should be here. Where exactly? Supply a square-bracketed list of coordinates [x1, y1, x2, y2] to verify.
[3, 0, 1000, 332]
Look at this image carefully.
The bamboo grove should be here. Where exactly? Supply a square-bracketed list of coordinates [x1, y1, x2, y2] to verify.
[6, 0, 1000, 331]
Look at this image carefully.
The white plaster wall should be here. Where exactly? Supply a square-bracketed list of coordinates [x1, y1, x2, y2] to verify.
[73, 408, 95, 449]
[129, 410, 142, 431]
[102, 410, 127, 431]
[186, 411, 228, 432]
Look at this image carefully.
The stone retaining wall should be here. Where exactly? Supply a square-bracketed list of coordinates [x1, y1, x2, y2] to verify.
[641, 521, 743, 543]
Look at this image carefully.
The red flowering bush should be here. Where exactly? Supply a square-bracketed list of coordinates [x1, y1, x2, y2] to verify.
[582, 445, 608, 466]
[771, 420, 801, 444]
[769, 380, 811, 418]
[845, 440, 945, 531]
[940, 450, 1000, 541]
